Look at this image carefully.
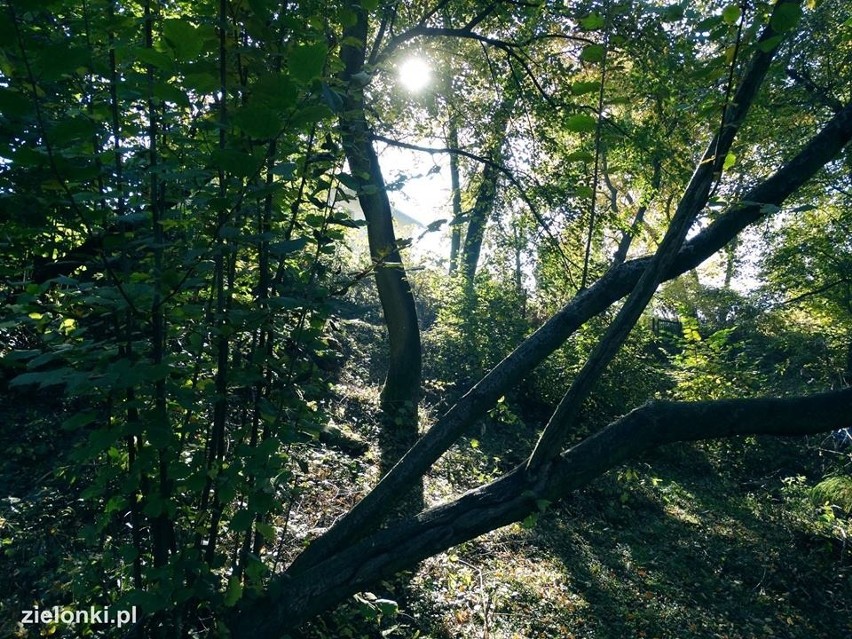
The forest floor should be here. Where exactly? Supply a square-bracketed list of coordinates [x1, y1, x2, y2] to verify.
[292, 312, 852, 639]
[1, 312, 851, 639]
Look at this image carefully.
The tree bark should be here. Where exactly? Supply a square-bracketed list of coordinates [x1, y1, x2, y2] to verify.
[438, 6, 464, 277]
[460, 95, 516, 282]
[338, 3, 422, 442]
[447, 105, 463, 275]
[228, 3, 852, 633]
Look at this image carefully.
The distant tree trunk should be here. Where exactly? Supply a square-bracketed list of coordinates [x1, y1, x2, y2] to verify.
[338, 3, 421, 474]
[723, 235, 739, 289]
[460, 95, 516, 282]
[447, 115, 463, 275]
[612, 160, 662, 266]
[460, 159, 501, 281]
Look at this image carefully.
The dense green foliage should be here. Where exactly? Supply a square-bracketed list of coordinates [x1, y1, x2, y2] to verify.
[0, 0, 351, 631]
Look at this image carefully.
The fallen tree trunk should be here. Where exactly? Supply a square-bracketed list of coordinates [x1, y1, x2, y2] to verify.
[231, 386, 852, 637]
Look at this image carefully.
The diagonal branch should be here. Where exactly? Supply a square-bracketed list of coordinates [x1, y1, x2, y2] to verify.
[286, 96, 852, 575]
[525, 0, 793, 469]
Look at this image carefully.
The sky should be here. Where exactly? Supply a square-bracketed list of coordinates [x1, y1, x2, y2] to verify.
[377, 140, 453, 259]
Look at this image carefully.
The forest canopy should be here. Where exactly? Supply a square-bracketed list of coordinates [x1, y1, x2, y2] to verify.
[0, 0, 850, 637]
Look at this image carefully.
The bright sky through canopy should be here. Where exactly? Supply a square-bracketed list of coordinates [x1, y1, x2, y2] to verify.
[398, 57, 431, 92]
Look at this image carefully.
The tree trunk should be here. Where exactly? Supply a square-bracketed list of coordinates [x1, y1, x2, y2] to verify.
[460, 95, 516, 282]
[447, 114, 463, 275]
[286, 97, 852, 577]
[338, 2, 422, 493]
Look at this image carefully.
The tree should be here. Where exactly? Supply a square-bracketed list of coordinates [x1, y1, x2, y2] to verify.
[337, 0, 423, 481]
[1, 0, 851, 637]
[238, 1, 852, 634]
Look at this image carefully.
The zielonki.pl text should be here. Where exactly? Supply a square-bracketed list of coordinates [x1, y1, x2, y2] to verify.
[20, 605, 137, 628]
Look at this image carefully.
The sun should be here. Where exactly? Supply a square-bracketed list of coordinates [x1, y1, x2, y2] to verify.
[398, 57, 432, 92]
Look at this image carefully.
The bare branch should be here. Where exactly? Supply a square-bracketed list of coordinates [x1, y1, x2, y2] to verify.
[371, 133, 578, 274]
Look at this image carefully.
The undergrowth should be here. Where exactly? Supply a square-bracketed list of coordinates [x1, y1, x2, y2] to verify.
[2, 299, 851, 639]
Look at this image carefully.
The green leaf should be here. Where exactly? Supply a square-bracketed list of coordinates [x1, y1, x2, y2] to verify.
[565, 150, 595, 162]
[224, 576, 243, 607]
[0, 88, 33, 117]
[232, 104, 282, 139]
[337, 172, 362, 191]
[252, 74, 298, 109]
[255, 522, 276, 539]
[661, 5, 685, 22]
[62, 411, 98, 431]
[375, 598, 398, 618]
[580, 13, 606, 30]
[230, 509, 254, 532]
[722, 5, 742, 25]
[185, 71, 219, 93]
[757, 34, 784, 53]
[289, 42, 328, 83]
[321, 83, 344, 112]
[35, 44, 90, 79]
[271, 162, 297, 178]
[210, 149, 262, 177]
[153, 81, 190, 108]
[579, 44, 605, 63]
[572, 80, 601, 95]
[304, 213, 326, 227]
[770, 2, 803, 33]
[10, 368, 73, 389]
[49, 117, 96, 145]
[565, 114, 598, 133]
[289, 104, 333, 128]
[134, 47, 175, 72]
[163, 19, 204, 61]
[339, 7, 358, 27]
[269, 237, 309, 255]
[119, 544, 139, 562]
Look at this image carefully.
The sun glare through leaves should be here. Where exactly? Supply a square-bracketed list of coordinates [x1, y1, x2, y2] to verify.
[398, 57, 432, 92]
